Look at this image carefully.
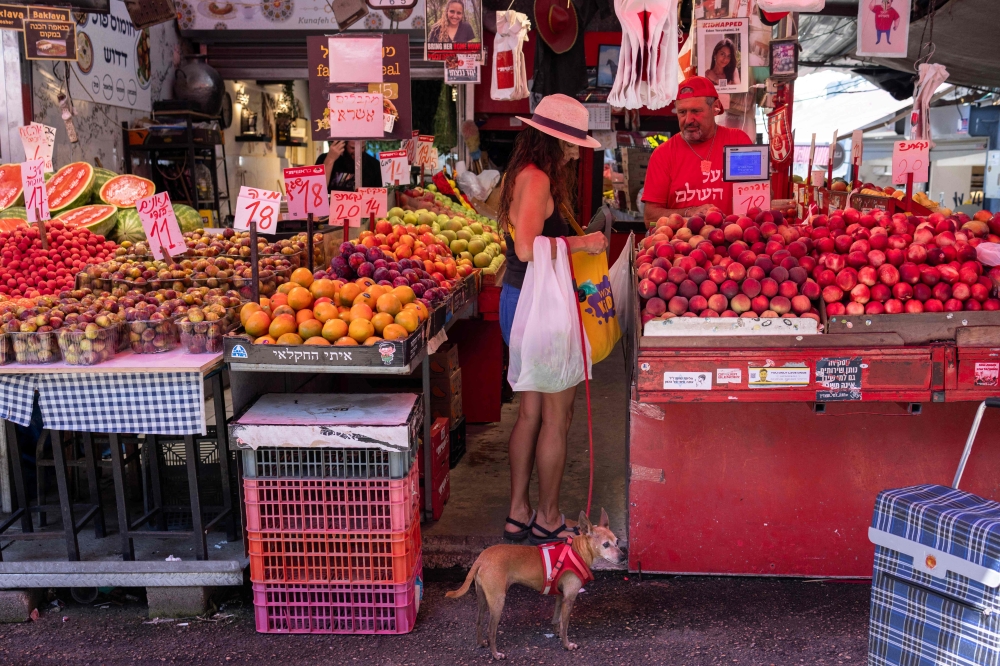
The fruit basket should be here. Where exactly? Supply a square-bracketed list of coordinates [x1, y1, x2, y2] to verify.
[56, 325, 119, 366]
[0, 333, 12, 365]
[10, 331, 61, 364]
[75, 266, 114, 293]
[113, 276, 194, 295]
[193, 273, 277, 300]
[178, 310, 239, 354]
[127, 317, 180, 354]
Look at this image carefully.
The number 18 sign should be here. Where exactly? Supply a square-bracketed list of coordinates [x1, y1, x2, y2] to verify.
[136, 192, 185, 259]
[283, 165, 329, 219]
[234, 186, 282, 233]
[733, 181, 771, 216]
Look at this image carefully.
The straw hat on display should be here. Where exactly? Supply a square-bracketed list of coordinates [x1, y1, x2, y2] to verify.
[516, 94, 602, 149]
[534, 0, 578, 54]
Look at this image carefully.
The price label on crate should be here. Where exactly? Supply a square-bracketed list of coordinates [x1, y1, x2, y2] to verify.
[732, 181, 771, 215]
[20, 159, 49, 223]
[379, 149, 408, 186]
[892, 140, 930, 185]
[233, 186, 282, 233]
[329, 188, 387, 227]
[283, 165, 329, 220]
[136, 192, 185, 259]
[18, 123, 55, 173]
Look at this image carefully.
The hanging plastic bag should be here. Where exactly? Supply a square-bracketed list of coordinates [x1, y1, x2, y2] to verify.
[492, 11, 531, 101]
[508, 236, 592, 393]
[608, 233, 634, 340]
[609, 0, 678, 110]
[757, 0, 825, 11]
[976, 243, 1000, 267]
[456, 169, 501, 202]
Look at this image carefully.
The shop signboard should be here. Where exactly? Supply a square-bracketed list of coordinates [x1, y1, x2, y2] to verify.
[307, 33, 412, 142]
[0, 4, 27, 30]
[176, 0, 424, 32]
[69, 0, 153, 112]
[28, 6, 72, 21]
[23, 18, 76, 60]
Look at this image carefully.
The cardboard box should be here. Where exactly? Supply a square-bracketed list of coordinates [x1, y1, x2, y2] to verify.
[429, 343, 460, 376]
[419, 457, 450, 520]
[419, 418, 451, 475]
[622, 147, 652, 212]
[431, 368, 462, 400]
[431, 391, 463, 425]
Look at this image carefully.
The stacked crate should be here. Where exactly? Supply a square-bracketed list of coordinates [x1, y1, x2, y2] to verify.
[419, 418, 451, 520]
[429, 343, 466, 464]
[231, 393, 423, 635]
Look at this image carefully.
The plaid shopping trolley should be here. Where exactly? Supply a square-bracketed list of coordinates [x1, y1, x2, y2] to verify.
[868, 398, 1000, 666]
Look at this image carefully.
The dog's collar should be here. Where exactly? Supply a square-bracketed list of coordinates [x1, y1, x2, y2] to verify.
[539, 539, 594, 595]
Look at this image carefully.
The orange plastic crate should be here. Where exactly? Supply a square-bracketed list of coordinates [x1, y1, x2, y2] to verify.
[248, 508, 421, 584]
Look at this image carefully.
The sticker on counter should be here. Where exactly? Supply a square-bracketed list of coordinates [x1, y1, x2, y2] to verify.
[748, 367, 810, 387]
[975, 362, 1000, 387]
[716, 368, 742, 384]
[817, 389, 863, 402]
[663, 372, 712, 391]
[815, 357, 862, 393]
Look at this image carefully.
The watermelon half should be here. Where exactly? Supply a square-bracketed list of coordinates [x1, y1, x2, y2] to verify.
[0, 163, 23, 210]
[172, 204, 203, 233]
[89, 168, 118, 204]
[113, 207, 145, 243]
[55, 204, 118, 238]
[0, 206, 26, 232]
[46, 162, 95, 213]
[100, 174, 155, 208]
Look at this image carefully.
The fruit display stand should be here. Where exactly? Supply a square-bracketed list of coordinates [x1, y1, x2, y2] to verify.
[626, 292, 1000, 578]
[0, 349, 244, 591]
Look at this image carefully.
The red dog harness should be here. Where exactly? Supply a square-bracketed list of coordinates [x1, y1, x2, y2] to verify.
[539, 537, 594, 596]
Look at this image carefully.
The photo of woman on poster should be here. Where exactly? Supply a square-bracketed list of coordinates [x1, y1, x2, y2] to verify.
[704, 37, 739, 87]
[425, 0, 482, 59]
[428, 0, 476, 43]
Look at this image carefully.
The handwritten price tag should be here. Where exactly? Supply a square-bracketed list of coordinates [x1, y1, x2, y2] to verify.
[19, 123, 55, 173]
[892, 140, 930, 185]
[330, 188, 387, 227]
[328, 92, 384, 139]
[379, 149, 408, 186]
[136, 192, 185, 259]
[20, 159, 49, 222]
[851, 129, 863, 165]
[283, 165, 329, 219]
[733, 181, 771, 216]
[233, 186, 282, 233]
[417, 135, 436, 170]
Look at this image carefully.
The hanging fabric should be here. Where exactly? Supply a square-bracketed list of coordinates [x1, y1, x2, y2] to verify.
[910, 63, 948, 142]
[492, 10, 532, 101]
[608, 0, 679, 110]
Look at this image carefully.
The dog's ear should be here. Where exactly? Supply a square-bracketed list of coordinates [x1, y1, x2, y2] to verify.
[599, 507, 610, 528]
[577, 511, 592, 535]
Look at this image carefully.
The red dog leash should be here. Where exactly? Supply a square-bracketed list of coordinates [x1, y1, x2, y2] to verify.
[561, 238, 594, 517]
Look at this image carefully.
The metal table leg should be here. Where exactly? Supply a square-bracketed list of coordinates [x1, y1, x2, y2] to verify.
[108, 433, 135, 561]
[82, 432, 106, 539]
[49, 431, 80, 561]
[184, 435, 208, 560]
[3, 419, 32, 534]
[211, 372, 236, 541]
[146, 434, 168, 531]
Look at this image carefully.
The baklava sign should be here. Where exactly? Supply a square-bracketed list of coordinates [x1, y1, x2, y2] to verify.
[307, 33, 412, 142]
[24, 7, 76, 61]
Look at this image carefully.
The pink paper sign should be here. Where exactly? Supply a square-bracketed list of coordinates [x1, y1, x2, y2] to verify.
[19, 123, 55, 173]
[20, 159, 49, 222]
[379, 149, 408, 186]
[283, 165, 330, 219]
[136, 192, 186, 259]
[892, 140, 930, 185]
[233, 186, 282, 234]
[329, 188, 387, 227]
[732, 181, 771, 216]
[328, 92, 383, 139]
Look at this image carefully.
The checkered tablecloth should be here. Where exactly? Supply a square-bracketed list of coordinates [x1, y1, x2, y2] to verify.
[0, 372, 206, 435]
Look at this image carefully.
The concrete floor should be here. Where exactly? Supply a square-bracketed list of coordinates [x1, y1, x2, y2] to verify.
[423, 342, 629, 569]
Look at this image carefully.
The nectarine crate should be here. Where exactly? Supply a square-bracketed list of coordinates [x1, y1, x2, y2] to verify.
[112, 276, 194, 294]
[223, 324, 426, 369]
[0, 334, 13, 365]
[251, 555, 421, 634]
[179, 317, 240, 354]
[247, 506, 421, 584]
[242, 461, 420, 534]
[56, 326, 119, 366]
[10, 331, 61, 364]
[192, 274, 277, 301]
[127, 318, 180, 354]
[825, 311, 1000, 346]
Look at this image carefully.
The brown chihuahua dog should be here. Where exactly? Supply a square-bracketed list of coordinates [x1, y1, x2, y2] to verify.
[446, 509, 626, 660]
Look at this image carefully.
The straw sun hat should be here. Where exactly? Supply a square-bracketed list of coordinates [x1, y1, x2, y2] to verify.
[516, 94, 602, 149]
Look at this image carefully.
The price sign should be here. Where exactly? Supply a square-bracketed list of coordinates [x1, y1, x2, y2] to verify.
[851, 129, 863, 165]
[233, 186, 282, 233]
[733, 181, 771, 215]
[417, 135, 436, 170]
[403, 130, 419, 164]
[328, 92, 384, 139]
[283, 165, 330, 219]
[20, 159, 49, 222]
[136, 192, 185, 259]
[892, 140, 930, 184]
[330, 188, 387, 227]
[18, 123, 55, 173]
[379, 149, 408, 186]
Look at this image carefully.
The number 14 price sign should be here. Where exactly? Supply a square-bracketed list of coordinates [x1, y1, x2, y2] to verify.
[283, 165, 329, 219]
[234, 186, 282, 233]
[136, 192, 186, 260]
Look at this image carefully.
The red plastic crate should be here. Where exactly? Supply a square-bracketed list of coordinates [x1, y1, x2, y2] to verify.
[419, 460, 450, 520]
[418, 422, 450, 476]
[252, 556, 422, 634]
[243, 462, 420, 534]
[248, 508, 421, 584]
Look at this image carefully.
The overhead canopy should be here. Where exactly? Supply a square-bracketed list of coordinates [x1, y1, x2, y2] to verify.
[799, 0, 1000, 90]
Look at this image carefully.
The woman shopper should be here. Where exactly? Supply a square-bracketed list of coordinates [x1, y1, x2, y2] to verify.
[427, 0, 476, 44]
[498, 94, 607, 544]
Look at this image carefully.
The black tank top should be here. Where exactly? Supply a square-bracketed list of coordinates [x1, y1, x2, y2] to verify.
[502, 206, 572, 289]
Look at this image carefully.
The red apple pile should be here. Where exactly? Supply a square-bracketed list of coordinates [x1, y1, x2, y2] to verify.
[802, 208, 1000, 315]
[637, 209, 823, 325]
[0, 221, 118, 299]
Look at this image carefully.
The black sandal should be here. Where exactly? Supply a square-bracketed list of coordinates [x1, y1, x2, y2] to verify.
[502, 511, 536, 542]
[528, 514, 579, 545]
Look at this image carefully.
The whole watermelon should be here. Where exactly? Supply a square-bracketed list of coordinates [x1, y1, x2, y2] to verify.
[172, 204, 203, 233]
[113, 207, 145, 243]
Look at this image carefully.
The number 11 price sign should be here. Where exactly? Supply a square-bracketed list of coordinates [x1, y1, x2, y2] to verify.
[283, 165, 330, 219]
[136, 192, 186, 260]
[234, 186, 282, 234]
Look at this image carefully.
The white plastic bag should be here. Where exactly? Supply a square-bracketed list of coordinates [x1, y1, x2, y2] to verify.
[492, 11, 531, 101]
[757, 0, 825, 11]
[609, 233, 634, 339]
[977, 243, 1000, 267]
[456, 169, 501, 202]
[508, 236, 592, 393]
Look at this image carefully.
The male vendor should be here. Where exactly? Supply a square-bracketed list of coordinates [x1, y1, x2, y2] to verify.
[642, 76, 752, 225]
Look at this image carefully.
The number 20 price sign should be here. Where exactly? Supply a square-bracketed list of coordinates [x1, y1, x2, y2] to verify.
[283, 165, 330, 219]
[330, 188, 387, 227]
[234, 186, 282, 233]
[892, 140, 930, 185]
[136, 192, 186, 260]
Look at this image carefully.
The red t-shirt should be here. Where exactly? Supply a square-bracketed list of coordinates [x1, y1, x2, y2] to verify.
[642, 126, 753, 215]
[872, 5, 899, 31]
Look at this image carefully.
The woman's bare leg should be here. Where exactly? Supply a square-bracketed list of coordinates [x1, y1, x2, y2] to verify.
[506, 391, 542, 534]
[533, 385, 578, 536]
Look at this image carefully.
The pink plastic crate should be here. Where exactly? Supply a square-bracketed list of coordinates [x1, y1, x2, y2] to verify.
[243, 462, 420, 534]
[252, 557, 422, 634]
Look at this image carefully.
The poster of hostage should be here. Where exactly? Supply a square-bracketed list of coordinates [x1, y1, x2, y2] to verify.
[697, 18, 748, 94]
[424, 0, 482, 61]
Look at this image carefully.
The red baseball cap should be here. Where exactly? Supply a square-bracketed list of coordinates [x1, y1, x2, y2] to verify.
[676, 76, 719, 101]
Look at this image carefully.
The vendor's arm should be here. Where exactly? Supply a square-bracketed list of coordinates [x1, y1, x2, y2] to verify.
[511, 167, 606, 261]
[644, 202, 714, 226]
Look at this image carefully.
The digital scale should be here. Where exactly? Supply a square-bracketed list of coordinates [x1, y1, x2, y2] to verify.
[723, 145, 770, 182]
